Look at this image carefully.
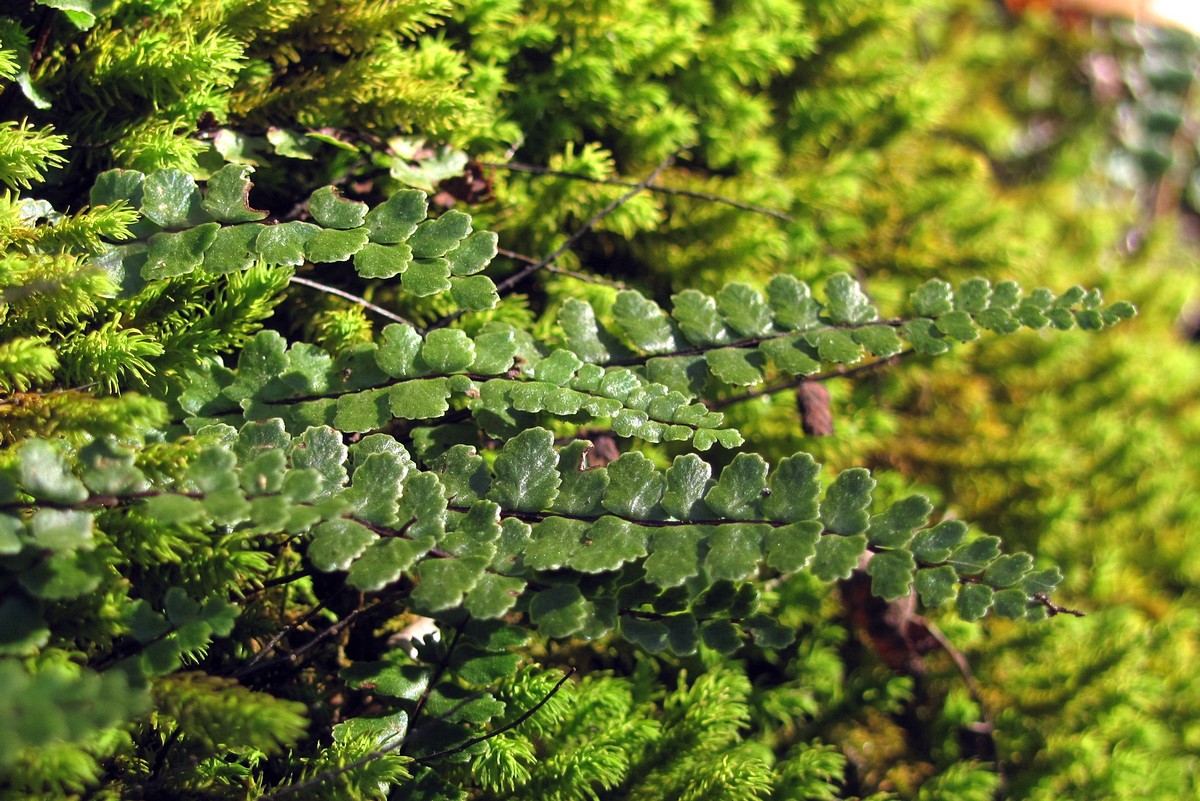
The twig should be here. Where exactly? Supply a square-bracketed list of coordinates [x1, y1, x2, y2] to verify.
[486, 159, 880, 274]
[261, 619, 468, 800]
[493, 156, 673, 295]
[289, 275, 418, 329]
[411, 667, 576, 764]
[148, 726, 184, 783]
[545, 263, 629, 289]
[398, 618, 467, 750]
[924, 622, 988, 714]
[1033, 593, 1085, 618]
[483, 160, 795, 224]
[262, 665, 573, 799]
[28, 7, 54, 68]
[497, 248, 629, 289]
[495, 247, 540, 265]
[230, 594, 334, 679]
[705, 349, 914, 411]
[232, 594, 391, 680]
[252, 569, 313, 592]
[922, 621, 1000, 783]
[427, 157, 673, 331]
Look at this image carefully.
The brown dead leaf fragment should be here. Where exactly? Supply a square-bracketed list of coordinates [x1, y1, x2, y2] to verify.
[796, 381, 834, 436]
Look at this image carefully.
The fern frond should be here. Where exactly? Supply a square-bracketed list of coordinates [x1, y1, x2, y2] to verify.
[0, 659, 147, 772]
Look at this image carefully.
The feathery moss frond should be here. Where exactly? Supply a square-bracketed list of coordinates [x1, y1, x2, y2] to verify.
[0, 121, 68, 190]
[0, 335, 57, 392]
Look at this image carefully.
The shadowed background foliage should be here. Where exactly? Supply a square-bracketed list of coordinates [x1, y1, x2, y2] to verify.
[0, 0, 1196, 798]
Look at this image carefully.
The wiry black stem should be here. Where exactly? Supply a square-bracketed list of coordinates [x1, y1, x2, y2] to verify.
[411, 667, 576, 765]
[290, 275, 419, 329]
[427, 157, 673, 331]
[705, 350, 914, 411]
[484, 160, 794, 223]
